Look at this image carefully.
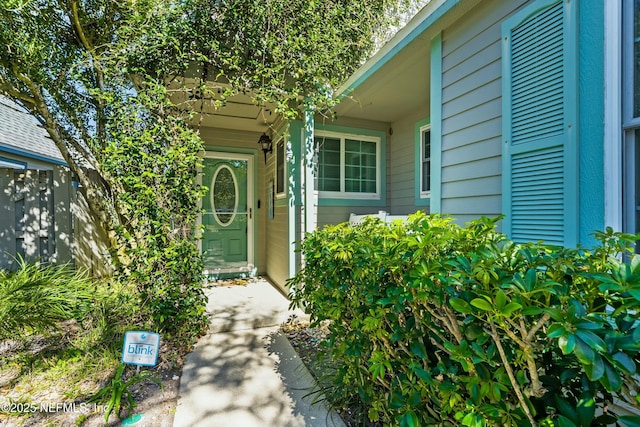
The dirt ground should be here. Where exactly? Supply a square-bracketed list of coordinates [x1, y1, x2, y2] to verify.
[0, 285, 338, 427]
[0, 333, 181, 427]
[0, 366, 179, 427]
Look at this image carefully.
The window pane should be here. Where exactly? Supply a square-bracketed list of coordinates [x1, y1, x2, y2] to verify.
[316, 135, 378, 195]
[344, 139, 376, 193]
[345, 179, 358, 192]
[344, 165, 356, 178]
[320, 178, 340, 192]
[317, 137, 340, 152]
[423, 130, 431, 161]
[362, 180, 376, 193]
[635, 129, 640, 235]
[363, 166, 376, 181]
[422, 160, 430, 192]
[635, 0, 640, 117]
[345, 152, 361, 166]
[317, 137, 341, 192]
[422, 129, 431, 193]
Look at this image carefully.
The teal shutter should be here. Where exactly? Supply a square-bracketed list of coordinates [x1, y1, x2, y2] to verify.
[501, 0, 578, 246]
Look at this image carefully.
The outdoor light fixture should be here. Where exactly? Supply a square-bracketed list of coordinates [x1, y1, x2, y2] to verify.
[258, 133, 272, 164]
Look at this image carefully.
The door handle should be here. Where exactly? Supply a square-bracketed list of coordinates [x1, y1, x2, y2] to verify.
[249, 208, 252, 219]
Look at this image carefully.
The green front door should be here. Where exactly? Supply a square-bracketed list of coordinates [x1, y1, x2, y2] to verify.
[202, 154, 253, 272]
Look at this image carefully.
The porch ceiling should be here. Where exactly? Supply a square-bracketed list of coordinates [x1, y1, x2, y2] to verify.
[189, 96, 277, 133]
[331, 0, 486, 125]
[333, 34, 431, 124]
[170, 30, 431, 132]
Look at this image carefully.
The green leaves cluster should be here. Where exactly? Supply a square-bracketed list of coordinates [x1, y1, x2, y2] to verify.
[0, 0, 414, 347]
[100, 84, 208, 343]
[0, 257, 92, 339]
[289, 213, 640, 427]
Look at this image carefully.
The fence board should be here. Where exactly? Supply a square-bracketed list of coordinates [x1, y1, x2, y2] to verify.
[53, 166, 72, 264]
[0, 169, 16, 268]
[0, 167, 108, 273]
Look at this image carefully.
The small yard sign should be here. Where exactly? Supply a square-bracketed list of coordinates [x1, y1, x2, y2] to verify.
[122, 331, 160, 367]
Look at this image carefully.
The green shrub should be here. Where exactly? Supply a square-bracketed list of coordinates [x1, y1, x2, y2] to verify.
[0, 258, 93, 340]
[102, 89, 209, 346]
[288, 212, 640, 427]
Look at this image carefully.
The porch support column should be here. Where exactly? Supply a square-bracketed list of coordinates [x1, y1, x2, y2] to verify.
[302, 105, 317, 234]
[288, 121, 301, 279]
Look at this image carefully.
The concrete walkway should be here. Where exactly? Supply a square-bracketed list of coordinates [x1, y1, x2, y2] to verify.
[173, 279, 346, 427]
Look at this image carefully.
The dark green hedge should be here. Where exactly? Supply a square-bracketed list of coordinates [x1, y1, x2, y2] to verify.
[289, 213, 640, 427]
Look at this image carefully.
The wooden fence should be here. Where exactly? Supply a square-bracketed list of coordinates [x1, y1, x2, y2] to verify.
[0, 166, 110, 276]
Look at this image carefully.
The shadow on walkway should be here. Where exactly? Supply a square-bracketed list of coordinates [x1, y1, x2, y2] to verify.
[173, 279, 345, 427]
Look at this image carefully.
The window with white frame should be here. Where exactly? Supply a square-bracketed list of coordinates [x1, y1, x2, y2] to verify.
[315, 132, 380, 199]
[275, 138, 285, 197]
[623, 0, 640, 240]
[420, 125, 431, 197]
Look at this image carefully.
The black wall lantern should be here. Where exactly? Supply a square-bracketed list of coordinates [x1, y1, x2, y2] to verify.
[258, 133, 272, 164]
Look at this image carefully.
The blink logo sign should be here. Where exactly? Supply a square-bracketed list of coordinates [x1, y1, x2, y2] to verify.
[122, 331, 160, 366]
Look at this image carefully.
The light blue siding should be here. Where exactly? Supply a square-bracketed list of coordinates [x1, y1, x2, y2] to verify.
[442, 157, 502, 183]
[441, 138, 501, 166]
[443, 176, 502, 198]
[388, 110, 429, 213]
[442, 98, 502, 135]
[438, 3, 519, 221]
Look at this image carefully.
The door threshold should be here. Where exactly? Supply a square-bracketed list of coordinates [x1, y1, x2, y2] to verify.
[204, 264, 257, 282]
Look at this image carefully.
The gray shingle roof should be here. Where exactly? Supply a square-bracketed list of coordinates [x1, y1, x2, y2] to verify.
[0, 96, 66, 165]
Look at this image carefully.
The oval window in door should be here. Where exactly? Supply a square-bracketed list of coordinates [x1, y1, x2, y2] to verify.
[211, 165, 238, 226]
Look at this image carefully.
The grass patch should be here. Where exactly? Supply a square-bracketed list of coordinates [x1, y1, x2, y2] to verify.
[0, 261, 142, 425]
[0, 257, 93, 339]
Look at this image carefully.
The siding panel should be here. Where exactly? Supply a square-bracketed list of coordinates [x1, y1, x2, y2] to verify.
[441, 138, 502, 166]
[442, 157, 502, 183]
[442, 97, 502, 135]
[440, 0, 526, 222]
[441, 117, 501, 148]
[389, 109, 428, 214]
[442, 176, 502, 198]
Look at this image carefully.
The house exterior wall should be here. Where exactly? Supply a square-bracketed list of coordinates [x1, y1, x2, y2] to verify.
[264, 126, 291, 291]
[438, 0, 527, 226]
[434, 0, 605, 244]
[389, 108, 429, 215]
[249, 0, 605, 287]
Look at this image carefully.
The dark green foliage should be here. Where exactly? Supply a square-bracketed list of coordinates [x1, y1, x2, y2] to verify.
[0, 0, 414, 347]
[100, 84, 208, 343]
[289, 212, 640, 427]
[0, 258, 92, 339]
